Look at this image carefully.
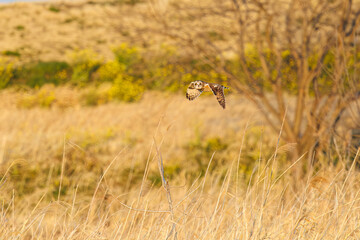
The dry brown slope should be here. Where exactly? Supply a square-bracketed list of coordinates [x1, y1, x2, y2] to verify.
[0, 0, 151, 63]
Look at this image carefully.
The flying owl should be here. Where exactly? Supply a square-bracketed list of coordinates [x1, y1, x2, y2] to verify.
[186, 80, 228, 109]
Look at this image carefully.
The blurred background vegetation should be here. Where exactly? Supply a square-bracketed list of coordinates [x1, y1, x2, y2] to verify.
[2, 43, 358, 105]
[0, 44, 230, 105]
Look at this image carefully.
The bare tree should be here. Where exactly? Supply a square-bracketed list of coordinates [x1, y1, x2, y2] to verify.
[147, 0, 360, 164]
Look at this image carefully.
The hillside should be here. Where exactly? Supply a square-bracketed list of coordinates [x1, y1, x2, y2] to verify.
[0, 0, 150, 62]
[0, 0, 244, 63]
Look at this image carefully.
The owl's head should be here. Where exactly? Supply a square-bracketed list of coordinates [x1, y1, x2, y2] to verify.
[193, 80, 204, 89]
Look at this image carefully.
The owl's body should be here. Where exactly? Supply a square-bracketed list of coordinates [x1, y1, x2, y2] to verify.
[186, 80, 228, 109]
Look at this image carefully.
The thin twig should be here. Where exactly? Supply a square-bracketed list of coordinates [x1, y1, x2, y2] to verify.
[154, 137, 177, 240]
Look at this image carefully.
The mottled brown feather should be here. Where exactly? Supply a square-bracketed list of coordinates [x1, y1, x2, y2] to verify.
[208, 83, 226, 109]
[203, 84, 212, 92]
[186, 87, 203, 100]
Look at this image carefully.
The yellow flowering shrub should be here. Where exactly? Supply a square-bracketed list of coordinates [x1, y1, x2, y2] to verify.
[17, 87, 56, 108]
[69, 49, 103, 86]
[0, 58, 14, 89]
[96, 60, 125, 82]
[108, 74, 144, 102]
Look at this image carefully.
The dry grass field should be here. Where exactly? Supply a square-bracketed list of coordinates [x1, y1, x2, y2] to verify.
[0, 0, 360, 239]
[0, 88, 359, 239]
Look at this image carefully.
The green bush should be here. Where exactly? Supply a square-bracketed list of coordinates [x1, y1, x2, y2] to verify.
[112, 43, 141, 67]
[12, 61, 70, 87]
[49, 6, 60, 12]
[2, 50, 21, 57]
[81, 88, 105, 106]
[15, 25, 25, 31]
[69, 49, 102, 86]
[81, 84, 111, 106]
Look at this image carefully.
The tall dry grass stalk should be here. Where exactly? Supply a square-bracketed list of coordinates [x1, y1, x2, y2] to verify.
[7, 146, 356, 239]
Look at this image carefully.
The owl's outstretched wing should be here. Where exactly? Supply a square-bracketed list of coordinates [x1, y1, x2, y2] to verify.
[186, 86, 203, 101]
[208, 83, 226, 109]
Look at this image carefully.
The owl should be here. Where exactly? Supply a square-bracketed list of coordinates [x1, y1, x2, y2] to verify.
[186, 80, 228, 109]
